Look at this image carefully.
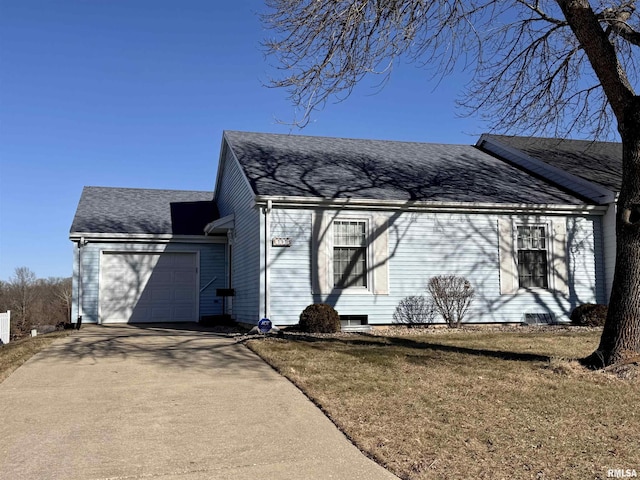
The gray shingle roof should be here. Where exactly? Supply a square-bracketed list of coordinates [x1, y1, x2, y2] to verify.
[224, 131, 588, 205]
[70, 187, 217, 235]
[483, 134, 622, 192]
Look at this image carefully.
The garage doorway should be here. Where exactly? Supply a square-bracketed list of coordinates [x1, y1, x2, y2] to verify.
[100, 252, 198, 323]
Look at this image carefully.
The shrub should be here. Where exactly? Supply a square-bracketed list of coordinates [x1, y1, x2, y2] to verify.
[570, 304, 608, 327]
[299, 303, 341, 333]
[393, 296, 434, 326]
[427, 275, 475, 328]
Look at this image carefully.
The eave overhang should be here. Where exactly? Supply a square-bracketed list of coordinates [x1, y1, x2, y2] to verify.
[69, 233, 227, 244]
[254, 195, 607, 216]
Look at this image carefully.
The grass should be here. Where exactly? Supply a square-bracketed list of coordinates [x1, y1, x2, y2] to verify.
[0, 330, 72, 383]
[247, 328, 640, 480]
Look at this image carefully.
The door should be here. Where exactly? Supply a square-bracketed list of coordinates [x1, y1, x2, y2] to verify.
[100, 252, 198, 323]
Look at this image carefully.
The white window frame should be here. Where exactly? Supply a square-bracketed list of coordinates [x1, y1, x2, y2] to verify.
[329, 217, 372, 293]
[516, 223, 550, 290]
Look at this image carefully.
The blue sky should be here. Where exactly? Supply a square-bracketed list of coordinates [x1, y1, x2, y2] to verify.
[1, 1, 490, 281]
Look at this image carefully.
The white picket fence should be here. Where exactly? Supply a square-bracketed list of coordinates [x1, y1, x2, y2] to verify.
[0, 310, 10, 345]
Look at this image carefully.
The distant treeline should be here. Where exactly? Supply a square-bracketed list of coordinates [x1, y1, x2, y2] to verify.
[0, 267, 72, 339]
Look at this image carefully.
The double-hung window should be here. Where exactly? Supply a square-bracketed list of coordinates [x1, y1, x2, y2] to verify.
[498, 218, 567, 295]
[333, 220, 367, 288]
[312, 213, 388, 295]
[516, 225, 548, 288]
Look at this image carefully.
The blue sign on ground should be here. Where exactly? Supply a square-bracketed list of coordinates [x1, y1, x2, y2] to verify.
[258, 318, 272, 334]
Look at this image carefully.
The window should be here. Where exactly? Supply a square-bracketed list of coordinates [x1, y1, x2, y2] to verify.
[498, 218, 567, 295]
[340, 315, 368, 327]
[333, 220, 367, 288]
[312, 213, 388, 295]
[516, 225, 548, 288]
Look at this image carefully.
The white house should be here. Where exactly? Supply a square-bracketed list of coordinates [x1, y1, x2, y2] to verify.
[70, 131, 608, 328]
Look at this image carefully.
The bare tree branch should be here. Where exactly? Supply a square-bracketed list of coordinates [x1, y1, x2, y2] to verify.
[263, 0, 640, 137]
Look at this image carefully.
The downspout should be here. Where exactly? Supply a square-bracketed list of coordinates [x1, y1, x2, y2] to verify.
[263, 200, 272, 320]
[76, 237, 86, 328]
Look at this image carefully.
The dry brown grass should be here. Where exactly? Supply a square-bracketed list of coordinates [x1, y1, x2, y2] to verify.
[247, 329, 640, 480]
[0, 330, 72, 383]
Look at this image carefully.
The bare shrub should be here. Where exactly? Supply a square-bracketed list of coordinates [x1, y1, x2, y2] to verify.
[570, 304, 608, 327]
[427, 275, 475, 328]
[393, 296, 434, 327]
[299, 303, 341, 333]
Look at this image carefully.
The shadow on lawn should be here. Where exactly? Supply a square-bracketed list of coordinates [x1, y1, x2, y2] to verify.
[279, 333, 552, 363]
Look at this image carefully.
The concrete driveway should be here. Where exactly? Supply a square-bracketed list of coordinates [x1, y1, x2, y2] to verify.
[0, 325, 398, 480]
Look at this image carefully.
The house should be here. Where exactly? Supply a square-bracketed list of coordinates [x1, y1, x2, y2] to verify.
[477, 134, 621, 301]
[70, 131, 608, 328]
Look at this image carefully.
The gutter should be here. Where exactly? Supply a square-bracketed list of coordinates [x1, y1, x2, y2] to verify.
[254, 195, 607, 216]
[69, 233, 226, 243]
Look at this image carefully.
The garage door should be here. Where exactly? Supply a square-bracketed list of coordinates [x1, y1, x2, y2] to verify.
[100, 252, 198, 323]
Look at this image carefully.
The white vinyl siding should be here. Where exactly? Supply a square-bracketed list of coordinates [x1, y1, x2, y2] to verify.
[602, 203, 617, 301]
[267, 210, 602, 326]
[214, 145, 261, 324]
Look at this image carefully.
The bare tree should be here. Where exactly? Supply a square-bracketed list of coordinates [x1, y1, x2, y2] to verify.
[263, 0, 640, 367]
[1, 270, 72, 338]
[52, 277, 72, 324]
[7, 267, 37, 336]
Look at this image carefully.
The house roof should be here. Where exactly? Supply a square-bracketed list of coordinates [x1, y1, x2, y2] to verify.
[70, 186, 217, 235]
[481, 134, 622, 192]
[223, 130, 587, 205]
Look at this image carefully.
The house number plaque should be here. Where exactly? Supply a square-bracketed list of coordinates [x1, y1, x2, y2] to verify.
[272, 237, 292, 247]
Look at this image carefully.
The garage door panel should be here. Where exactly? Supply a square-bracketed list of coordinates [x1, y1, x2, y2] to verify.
[151, 287, 172, 301]
[174, 288, 195, 302]
[130, 307, 152, 323]
[171, 306, 196, 321]
[174, 271, 196, 284]
[149, 309, 173, 322]
[101, 252, 198, 324]
[152, 271, 173, 284]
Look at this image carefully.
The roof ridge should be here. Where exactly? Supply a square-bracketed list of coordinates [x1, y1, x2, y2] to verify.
[223, 129, 471, 147]
[484, 133, 621, 146]
[82, 185, 213, 194]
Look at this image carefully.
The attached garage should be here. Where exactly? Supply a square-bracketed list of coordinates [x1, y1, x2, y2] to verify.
[100, 252, 199, 323]
[70, 187, 228, 325]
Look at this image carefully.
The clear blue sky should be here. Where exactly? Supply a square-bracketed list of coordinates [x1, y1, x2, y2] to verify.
[1, 0, 489, 281]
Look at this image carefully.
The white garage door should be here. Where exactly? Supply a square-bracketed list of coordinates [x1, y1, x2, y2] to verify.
[100, 252, 198, 323]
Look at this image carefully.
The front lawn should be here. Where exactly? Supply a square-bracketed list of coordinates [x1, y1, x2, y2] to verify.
[247, 328, 639, 480]
[0, 330, 72, 383]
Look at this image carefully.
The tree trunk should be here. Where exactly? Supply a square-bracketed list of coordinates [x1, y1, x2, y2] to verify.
[588, 97, 640, 367]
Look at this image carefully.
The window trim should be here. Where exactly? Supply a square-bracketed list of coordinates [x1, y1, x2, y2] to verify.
[498, 217, 568, 296]
[312, 212, 389, 296]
